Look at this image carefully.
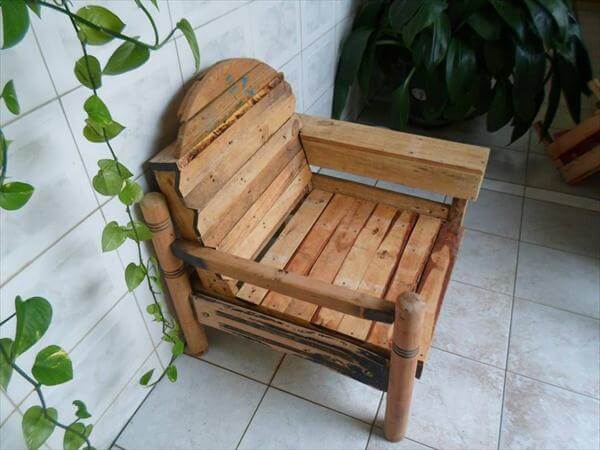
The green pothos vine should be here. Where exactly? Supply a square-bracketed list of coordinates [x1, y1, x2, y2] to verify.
[0, 1, 200, 448]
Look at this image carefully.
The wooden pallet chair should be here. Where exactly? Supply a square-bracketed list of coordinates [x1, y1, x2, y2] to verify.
[140, 58, 489, 442]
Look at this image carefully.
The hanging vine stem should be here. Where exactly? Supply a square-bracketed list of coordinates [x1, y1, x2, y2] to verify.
[0, 342, 92, 448]
[61, 0, 175, 345]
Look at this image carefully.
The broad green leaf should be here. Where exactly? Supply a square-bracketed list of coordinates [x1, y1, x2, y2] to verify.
[22, 406, 57, 450]
[513, 41, 546, 122]
[125, 220, 152, 242]
[446, 0, 486, 22]
[390, 69, 415, 130]
[25, 1, 41, 18]
[93, 169, 123, 196]
[2, 80, 20, 114]
[97, 159, 132, 179]
[524, 0, 555, 48]
[64, 423, 93, 450]
[103, 41, 150, 75]
[413, 13, 449, 69]
[172, 339, 184, 357]
[487, 79, 513, 132]
[166, 364, 178, 382]
[483, 40, 514, 77]
[125, 263, 146, 291]
[0, 338, 13, 390]
[467, 10, 501, 40]
[332, 27, 374, 119]
[76, 5, 125, 45]
[388, 0, 421, 31]
[0, 181, 34, 211]
[73, 400, 92, 419]
[118, 179, 143, 206]
[139, 368, 154, 386]
[31, 345, 73, 386]
[177, 19, 200, 73]
[357, 30, 379, 98]
[13, 296, 52, 358]
[74, 56, 102, 90]
[445, 37, 476, 102]
[84, 95, 112, 126]
[490, 0, 525, 41]
[401, 0, 447, 48]
[1, 0, 30, 49]
[575, 37, 592, 93]
[537, 0, 569, 43]
[556, 48, 581, 123]
[541, 70, 561, 136]
[355, 0, 385, 29]
[83, 118, 124, 143]
[101, 221, 127, 251]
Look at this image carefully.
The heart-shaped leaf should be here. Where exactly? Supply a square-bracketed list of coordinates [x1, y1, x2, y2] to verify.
[118, 179, 143, 206]
[13, 296, 52, 358]
[32, 345, 73, 386]
[74, 55, 102, 90]
[84, 95, 112, 126]
[22, 406, 57, 450]
[83, 118, 125, 143]
[76, 5, 125, 45]
[125, 263, 146, 291]
[92, 169, 123, 196]
[103, 41, 150, 75]
[101, 221, 127, 252]
[2, 80, 20, 115]
[1, 0, 30, 49]
[0, 181, 34, 211]
[125, 220, 153, 242]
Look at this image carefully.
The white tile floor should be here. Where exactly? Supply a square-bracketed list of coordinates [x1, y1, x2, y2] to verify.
[113, 116, 600, 450]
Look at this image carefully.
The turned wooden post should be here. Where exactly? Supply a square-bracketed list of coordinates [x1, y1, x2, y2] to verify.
[140, 192, 208, 356]
[384, 292, 426, 442]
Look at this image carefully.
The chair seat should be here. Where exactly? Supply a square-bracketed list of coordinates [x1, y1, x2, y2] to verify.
[234, 185, 462, 360]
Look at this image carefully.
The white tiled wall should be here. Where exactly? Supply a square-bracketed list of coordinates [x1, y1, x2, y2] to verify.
[0, 1, 361, 448]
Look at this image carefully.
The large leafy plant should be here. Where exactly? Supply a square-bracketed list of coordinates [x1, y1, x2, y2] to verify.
[333, 0, 593, 142]
[0, 0, 200, 448]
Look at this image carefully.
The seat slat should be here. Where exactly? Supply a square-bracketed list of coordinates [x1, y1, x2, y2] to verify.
[236, 189, 333, 304]
[312, 203, 396, 330]
[261, 194, 355, 314]
[336, 210, 417, 340]
[367, 215, 442, 349]
[284, 199, 376, 322]
[196, 118, 302, 247]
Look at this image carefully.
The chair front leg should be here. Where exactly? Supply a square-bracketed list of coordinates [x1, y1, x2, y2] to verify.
[384, 292, 425, 442]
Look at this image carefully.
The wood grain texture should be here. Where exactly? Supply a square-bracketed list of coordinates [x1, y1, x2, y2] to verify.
[300, 114, 489, 200]
[173, 241, 395, 322]
[192, 292, 390, 391]
[177, 63, 280, 160]
[260, 194, 355, 313]
[312, 173, 449, 220]
[236, 189, 333, 304]
[284, 198, 376, 322]
[154, 170, 198, 240]
[312, 203, 396, 330]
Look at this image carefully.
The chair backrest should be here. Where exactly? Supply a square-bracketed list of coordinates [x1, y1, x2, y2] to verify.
[149, 58, 312, 261]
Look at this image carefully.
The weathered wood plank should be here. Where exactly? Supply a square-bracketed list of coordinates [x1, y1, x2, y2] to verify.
[284, 199, 376, 322]
[195, 117, 302, 246]
[154, 170, 197, 240]
[300, 114, 489, 200]
[192, 293, 390, 391]
[178, 58, 260, 122]
[177, 63, 280, 159]
[312, 173, 449, 220]
[417, 223, 462, 360]
[367, 215, 441, 349]
[336, 211, 417, 340]
[236, 189, 333, 305]
[312, 203, 396, 330]
[173, 242, 396, 322]
[260, 194, 355, 313]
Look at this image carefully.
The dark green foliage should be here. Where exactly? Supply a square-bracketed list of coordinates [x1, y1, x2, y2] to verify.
[333, 0, 592, 142]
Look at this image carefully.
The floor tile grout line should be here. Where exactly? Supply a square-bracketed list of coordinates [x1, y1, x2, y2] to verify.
[234, 384, 270, 450]
[364, 392, 384, 450]
[496, 130, 531, 450]
[505, 370, 600, 401]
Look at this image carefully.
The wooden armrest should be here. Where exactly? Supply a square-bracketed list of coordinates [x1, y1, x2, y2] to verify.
[298, 114, 489, 200]
[172, 240, 395, 323]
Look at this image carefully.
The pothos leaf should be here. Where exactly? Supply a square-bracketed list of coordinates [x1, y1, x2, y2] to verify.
[103, 41, 150, 75]
[118, 179, 143, 206]
[1, 80, 20, 115]
[22, 406, 57, 450]
[0, 181, 34, 211]
[125, 263, 146, 291]
[76, 5, 125, 45]
[101, 221, 128, 251]
[74, 55, 102, 90]
[13, 296, 52, 358]
[73, 400, 92, 419]
[31, 345, 73, 386]
[0, 338, 14, 390]
[177, 19, 200, 73]
[1, 0, 30, 49]
[166, 364, 178, 382]
[139, 368, 154, 386]
[64, 422, 92, 450]
[125, 220, 153, 242]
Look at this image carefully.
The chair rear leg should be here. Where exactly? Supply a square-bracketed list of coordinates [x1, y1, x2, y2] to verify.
[384, 292, 425, 442]
[140, 192, 208, 356]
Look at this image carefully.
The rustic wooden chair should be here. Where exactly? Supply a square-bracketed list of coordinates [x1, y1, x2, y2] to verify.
[140, 58, 489, 442]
